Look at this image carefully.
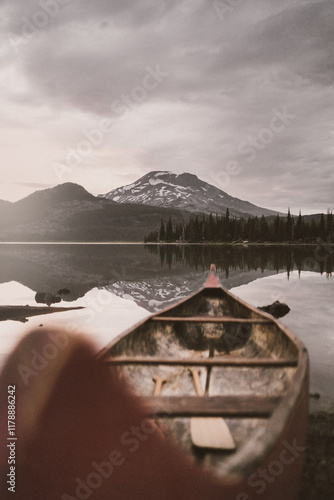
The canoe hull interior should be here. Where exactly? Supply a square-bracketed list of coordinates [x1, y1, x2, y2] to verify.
[99, 282, 309, 497]
[109, 288, 299, 357]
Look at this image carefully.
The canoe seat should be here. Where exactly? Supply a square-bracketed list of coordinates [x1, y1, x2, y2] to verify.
[140, 395, 281, 417]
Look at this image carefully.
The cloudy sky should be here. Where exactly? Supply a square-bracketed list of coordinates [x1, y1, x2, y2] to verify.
[0, 0, 333, 214]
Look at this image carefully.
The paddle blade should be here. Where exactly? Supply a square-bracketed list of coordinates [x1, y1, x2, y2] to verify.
[190, 417, 236, 450]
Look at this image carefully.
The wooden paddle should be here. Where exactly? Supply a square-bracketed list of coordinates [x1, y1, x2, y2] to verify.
[152, 376, 167, 396]
[189, 368, 236, 450]
[151, 376, 167, 441]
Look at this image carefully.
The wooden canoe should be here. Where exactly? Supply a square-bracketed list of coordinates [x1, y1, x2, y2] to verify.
[99, 265, 309, 499]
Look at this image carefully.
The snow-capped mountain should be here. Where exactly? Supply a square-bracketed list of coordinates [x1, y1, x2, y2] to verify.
[105, 276, 194, 312]
[103, 266, 283, 313]
[99, 171, 280, 217]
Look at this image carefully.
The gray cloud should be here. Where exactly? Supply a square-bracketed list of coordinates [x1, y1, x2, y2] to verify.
[0, 0, 333, 212]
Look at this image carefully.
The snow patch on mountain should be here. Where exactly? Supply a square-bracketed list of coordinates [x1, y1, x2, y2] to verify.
[105, 277, 193, 312]
[99, 171, 280, 218]
[149, 178, 163, 186]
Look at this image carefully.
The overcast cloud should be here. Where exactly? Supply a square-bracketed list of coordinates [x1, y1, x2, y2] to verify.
[0, 0, 333, 213]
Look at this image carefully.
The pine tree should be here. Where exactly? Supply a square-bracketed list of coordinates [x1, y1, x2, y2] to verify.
[260, 215, 269, 242]
[144, 230, 159, 242]
[224, 208, 230, 241]
[207, 213, 215, 241]
[165, 218, 174, 242]
[286, 208, 293, 241]
[319, 214, 326, 240]
[159, 219, 166, 241]
[193, 216, 201, 242]
[295, 210, 302, 241]
[326, 209, 333, 240]
[174, 223, 183, 241]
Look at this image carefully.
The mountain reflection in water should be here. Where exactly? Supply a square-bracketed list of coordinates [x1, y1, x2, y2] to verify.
[0, 243, 333, 405]
[0, 244, 332, 305]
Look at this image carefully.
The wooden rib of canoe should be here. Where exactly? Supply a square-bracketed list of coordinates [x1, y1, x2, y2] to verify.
[99, 265, 309, 498]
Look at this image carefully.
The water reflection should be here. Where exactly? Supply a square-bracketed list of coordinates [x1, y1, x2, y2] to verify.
[232, 272, 334, 405]
[0, 244, 331, 306]
[145, 244, 333, 277]
[0, 244, 333, 404]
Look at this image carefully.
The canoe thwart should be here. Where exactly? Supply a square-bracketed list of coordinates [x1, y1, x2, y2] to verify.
[104, 356, 298, 367]
[152, 316, 273, 324]
[139, 395, 281, 417]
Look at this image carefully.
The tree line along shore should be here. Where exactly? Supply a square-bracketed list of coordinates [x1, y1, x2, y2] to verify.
[145, 209, 334, 244]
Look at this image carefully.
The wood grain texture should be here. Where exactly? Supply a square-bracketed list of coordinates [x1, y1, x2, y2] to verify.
[139, 395, 280, 417]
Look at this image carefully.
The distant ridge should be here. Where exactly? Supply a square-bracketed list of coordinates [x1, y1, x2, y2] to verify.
[0, 182, 193, 242]
[15, 182, 96, 207]
[0, 183, 99, 228]
[99, 171, 281, 218]
[0, 200, 12, 208]
[0, 178, 328, 242]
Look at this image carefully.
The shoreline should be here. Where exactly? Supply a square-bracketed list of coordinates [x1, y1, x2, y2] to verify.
[0, 305, 84, 323]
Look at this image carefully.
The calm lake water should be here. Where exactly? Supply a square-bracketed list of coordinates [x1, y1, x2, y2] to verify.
[0, 243, 333, 409]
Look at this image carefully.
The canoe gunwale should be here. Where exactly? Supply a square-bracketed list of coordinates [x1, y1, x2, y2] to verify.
[224, 343, 309, 479]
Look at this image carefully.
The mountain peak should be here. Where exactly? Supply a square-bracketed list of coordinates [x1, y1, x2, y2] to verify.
[16, 182, 96, 207]
[100, 171, 279, 218]
[138, 171, 200, 182]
